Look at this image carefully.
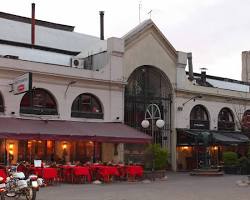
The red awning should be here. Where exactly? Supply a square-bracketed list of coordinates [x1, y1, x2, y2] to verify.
[0, 117, 151, 143]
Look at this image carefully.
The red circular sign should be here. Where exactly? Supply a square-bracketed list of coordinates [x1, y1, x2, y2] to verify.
[18, 84, 25, 92]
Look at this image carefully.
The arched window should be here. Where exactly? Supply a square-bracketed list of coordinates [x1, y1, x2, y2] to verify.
[241, 110, 250, 132]
[125, 66, 172, 146]
[71, 93, 103, 119]
[0, 93, 4, 112]
[190, 105, 209, 129]
[20, 88, 57, 115]
[218, 108, 235, 131]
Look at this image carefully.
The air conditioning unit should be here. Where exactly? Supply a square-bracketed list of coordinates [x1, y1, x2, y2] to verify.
[71, 58, 84, 68]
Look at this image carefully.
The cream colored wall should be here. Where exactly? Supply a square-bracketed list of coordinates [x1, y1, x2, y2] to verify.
[101, 143, 114, 162]
[113, 143, 124, 163]
[124, 29, 176, 87]
[0, 68, 124, 122]
[175, 93, 250, 130]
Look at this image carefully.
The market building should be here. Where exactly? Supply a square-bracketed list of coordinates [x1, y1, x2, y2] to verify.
[0, 7, 250, 171]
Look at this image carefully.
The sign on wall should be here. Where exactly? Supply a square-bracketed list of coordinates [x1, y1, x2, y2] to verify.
[12, 72, 32, 95]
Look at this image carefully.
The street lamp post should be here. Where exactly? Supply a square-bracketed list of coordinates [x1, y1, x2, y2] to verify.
[141, 104, 165, 140]
[141, 104, 165, 180]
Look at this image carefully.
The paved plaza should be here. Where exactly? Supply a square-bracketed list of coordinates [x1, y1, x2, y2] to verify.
[34, 173, 250, 200]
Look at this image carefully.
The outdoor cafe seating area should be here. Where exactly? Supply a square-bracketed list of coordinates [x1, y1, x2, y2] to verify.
[0, 161, 144, 185]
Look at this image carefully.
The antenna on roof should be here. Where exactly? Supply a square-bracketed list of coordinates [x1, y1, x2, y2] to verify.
[139, 1, 142, 23]
[148, 10, 152, 19]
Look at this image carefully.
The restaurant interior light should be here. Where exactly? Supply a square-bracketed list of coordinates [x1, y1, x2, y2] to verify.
[62, 143, 67, 150]
[47, 140, 52, 148]
[9, 143, 14, 155]
[182, 146, 189, 150]
[9, 143, 14, 150]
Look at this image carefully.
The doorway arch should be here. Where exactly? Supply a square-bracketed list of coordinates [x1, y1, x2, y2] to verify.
[124, 65, 172, 147]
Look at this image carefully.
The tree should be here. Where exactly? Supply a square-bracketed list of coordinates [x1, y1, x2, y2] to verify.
[228, 98, 248, 131]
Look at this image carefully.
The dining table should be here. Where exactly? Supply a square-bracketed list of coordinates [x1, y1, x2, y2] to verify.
[0, 169, 6, 182]
[59, 165, 91, 183]
[30, 167, 58, 183]
[91, 165, 120, 182]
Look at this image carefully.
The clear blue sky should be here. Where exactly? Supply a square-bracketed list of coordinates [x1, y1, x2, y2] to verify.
[2, 0, 250, 81]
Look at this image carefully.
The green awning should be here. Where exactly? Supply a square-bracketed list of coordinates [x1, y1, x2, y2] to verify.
[178, 129, 249, 145]
[221, 132, 249, 143]
[212, 132, 245, 144]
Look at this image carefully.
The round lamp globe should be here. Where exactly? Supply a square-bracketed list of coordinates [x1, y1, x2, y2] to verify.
[141, 120, 150, 128]
[156, 119, 165, 128]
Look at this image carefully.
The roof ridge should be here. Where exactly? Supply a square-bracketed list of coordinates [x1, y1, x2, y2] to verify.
[0, 11, 75, 32]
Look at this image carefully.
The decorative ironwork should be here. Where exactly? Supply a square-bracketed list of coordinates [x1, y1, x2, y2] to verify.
[142, 104, 165, 143]
[124, 66, 172, 147]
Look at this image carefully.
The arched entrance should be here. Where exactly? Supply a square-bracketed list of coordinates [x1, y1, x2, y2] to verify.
[124, 66, 172, 148]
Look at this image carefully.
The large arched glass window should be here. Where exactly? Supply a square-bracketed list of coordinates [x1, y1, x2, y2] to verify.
[71, 93, 103, 119]
[190, 105, 209, 129]
[218, 107, 235, 131]
[20, 88, 57, 115]
[125, 66, 172, 146]
[0, 93, 4, 112]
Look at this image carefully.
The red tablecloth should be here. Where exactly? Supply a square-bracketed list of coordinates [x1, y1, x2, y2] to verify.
[30, 167, 43, 177]
[42, 168, 58, 180]
[96, 166, 120, 182]
[31, 167, 57, 180]
[61, 165, 72, 176]
[125, 166, 143, 177]
[0, 169, 6, 182]
[73, 166, 91, 182]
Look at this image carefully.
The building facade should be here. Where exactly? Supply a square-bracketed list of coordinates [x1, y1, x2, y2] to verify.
[0, 10, 249, 171]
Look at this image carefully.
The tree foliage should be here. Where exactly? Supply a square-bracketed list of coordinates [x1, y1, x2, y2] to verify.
[222, 151, 238, 166]
[144, 144, 168, 170]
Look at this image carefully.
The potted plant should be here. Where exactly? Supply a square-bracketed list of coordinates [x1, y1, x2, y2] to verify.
[222, 151, 239, 174]
[144, 144, 168, 179]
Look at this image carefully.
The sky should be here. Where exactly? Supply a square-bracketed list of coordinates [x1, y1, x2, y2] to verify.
[2, 0, 250, 81]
